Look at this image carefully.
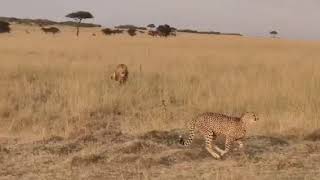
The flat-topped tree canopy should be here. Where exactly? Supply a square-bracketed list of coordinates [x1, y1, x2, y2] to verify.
[270, 30, 278, 35]
[270, 30, 278, 38]
[66, 11, 94, 20]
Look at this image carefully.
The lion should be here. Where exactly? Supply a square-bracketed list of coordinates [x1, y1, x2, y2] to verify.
[110, 64, 129, 85]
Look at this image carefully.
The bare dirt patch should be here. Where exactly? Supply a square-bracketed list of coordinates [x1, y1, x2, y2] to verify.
[1, 129, 320, 179]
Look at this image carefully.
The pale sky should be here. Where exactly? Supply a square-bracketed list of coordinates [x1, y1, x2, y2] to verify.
[1, 0, 319, 40]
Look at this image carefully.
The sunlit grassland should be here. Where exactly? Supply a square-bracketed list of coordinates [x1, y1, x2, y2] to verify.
[1, 24, 320, 138]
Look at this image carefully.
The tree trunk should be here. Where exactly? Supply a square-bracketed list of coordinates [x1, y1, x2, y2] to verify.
[76, 19, 82, 36]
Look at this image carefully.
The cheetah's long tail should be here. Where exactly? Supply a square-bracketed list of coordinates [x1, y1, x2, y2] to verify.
[179, 118, 196, 146]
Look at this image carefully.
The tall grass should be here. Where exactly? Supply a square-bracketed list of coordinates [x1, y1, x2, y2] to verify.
[1, 25, 320, 137]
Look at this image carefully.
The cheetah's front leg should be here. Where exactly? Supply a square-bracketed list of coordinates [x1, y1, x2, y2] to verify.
[205, 134, 221, 159]
[213, 145, 225, 155]
[220, 138, 233, 156]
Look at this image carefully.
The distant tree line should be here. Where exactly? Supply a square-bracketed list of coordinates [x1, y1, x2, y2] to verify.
[177, 29, 242, 36]
[115, 25, 147, 31]
[1, 12, 248, 38]
[101, 24, 177, 37]
[0, 16, 101, 28]
[221, 33, 243, 36]
[101, 28, 137, 37]
[178, 29, 220, 34]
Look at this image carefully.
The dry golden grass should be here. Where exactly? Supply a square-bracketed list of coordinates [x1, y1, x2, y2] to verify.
[1, 24, 320, 180]
[1, 24, 320, 138]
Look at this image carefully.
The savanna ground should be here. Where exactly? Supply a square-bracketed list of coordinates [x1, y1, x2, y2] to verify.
[1, 24, 320, 180]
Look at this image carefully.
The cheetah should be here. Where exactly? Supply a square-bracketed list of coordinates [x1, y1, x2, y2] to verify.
[179, 112, 258, 159]
[110, 64, 129, 85]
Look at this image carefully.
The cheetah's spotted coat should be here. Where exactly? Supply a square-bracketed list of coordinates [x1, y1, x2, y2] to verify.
[180, 112, 258, 159]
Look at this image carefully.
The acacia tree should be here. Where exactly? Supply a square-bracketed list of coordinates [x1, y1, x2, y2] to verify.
[270, 30, 278, 38]
[66, 11, 94, 36]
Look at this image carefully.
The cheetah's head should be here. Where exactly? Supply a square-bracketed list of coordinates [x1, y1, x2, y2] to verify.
[241, 112, 258, 124]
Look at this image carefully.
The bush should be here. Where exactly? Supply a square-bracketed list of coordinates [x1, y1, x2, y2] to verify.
[113, 29, 124, 34]
[41, 27, 60, 34]
[156, 24, 172, 37]
[0, 21, 10, 33]
[127, 28, 136, 36]
[148, 30, 159, 37]
[101, 28, 113, 35]
[101, 28, 124, 35]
